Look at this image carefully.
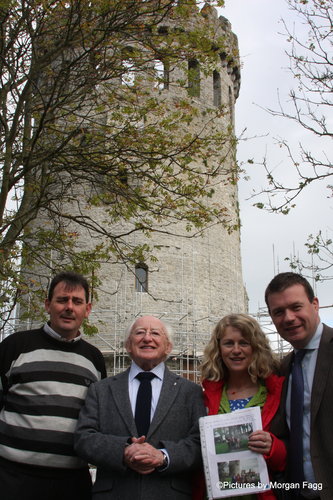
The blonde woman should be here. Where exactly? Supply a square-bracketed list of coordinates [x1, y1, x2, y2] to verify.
[195, 314, 287, 500]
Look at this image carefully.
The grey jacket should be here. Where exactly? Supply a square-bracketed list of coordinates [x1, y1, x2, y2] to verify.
[74, 366, 206, 500]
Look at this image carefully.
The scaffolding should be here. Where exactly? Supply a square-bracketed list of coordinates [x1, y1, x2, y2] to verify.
[250, 307, 292, 359]
[4, 303, 331, 383]
[87, 309, 217, 382]
[87, 307, 291, 383]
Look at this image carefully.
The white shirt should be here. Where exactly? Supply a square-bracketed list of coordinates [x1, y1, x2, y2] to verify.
[44, 322, 81, 342]
[128, 361, 169, 468]
[286, 321, 322, 486]
[128, 361, 165, 421]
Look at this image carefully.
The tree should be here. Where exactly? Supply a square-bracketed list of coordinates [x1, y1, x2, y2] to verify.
[0, 0, 239, 330]
[284, 230, 333, 281]
[253, 0, 333, 213]
[251, 0, 333, 279]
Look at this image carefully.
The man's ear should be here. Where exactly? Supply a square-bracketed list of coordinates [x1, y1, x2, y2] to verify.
[166, 341, 173, 355]
[313, 297, 319, 311]
[125, 337, 132, 354]
[85, 302, 92, 317]
[44, 298, 50, 313]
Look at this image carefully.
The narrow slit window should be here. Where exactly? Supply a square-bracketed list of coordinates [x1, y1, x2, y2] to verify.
[188, 59, 200, 97]
[121, 59, 136, 87]
[213, 70, 221, 107]
[153, 60, 169, 90]
[228, 86, 234, 123]
[135, 264, 148, 292]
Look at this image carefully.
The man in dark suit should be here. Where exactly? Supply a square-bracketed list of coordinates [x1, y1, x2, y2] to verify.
[74, 315, 206, 500]
[265, 272, 331, 499]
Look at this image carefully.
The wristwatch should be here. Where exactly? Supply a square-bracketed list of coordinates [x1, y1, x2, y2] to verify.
[156, 450, 168, 471]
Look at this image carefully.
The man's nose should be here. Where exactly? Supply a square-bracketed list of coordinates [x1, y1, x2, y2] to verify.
[142, 331, 153, 340]
[284, 309, 296, 322]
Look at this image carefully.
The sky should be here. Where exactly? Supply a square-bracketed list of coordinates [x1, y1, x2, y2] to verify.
[220, 0, 333, 329]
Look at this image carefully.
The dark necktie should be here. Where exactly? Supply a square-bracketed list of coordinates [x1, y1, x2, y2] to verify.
[135, 372, 156, 437]
[290, 349, 307, 487]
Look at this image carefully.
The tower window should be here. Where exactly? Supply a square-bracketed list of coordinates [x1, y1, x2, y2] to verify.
[121, 59, 136, 87]
[213, 70, 221, 107]
[188, 59, 200, 97]
[153, 59, 169, 90]
[135, 264, 148, 292]
[229, 86, 234, 124]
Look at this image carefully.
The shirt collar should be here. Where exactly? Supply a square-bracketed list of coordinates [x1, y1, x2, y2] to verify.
[129, 361, 165, 382]
[43, 322, 82, 343]
[299, 321, 323, 351]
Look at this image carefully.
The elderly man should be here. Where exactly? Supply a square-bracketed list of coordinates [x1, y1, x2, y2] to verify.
[74, 315, 205, 500]
[0, 271, 106, 500]
[265, 272, 332, 499]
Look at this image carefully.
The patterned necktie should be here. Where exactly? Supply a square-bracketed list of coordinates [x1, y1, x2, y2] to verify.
[135, 372, 156, 437]
[290, 349, 307, 487]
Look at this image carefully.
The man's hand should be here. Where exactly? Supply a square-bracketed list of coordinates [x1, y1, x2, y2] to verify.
[123, 438, 164, 475]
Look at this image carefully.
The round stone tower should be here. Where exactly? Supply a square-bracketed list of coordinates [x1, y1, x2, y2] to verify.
[17, 2, 247, 380]
[86, 4, 247, 379]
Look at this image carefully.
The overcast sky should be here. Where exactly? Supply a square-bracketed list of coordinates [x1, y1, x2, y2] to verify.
[220, 0, 333, 326]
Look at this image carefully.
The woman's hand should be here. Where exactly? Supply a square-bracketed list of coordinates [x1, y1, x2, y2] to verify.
[248, 430, 272, 455]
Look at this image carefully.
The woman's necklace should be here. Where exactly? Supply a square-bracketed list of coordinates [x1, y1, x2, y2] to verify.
[227, 384, 258, 398]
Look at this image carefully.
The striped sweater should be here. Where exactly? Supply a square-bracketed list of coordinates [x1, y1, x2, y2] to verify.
[0, 327, 106, 470]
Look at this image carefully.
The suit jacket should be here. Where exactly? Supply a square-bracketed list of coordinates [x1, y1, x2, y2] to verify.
[278, 324, 333, 499]
[74, 366, 206, 500]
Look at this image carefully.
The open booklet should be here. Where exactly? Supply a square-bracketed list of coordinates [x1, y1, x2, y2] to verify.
[199, 406, 271, 498]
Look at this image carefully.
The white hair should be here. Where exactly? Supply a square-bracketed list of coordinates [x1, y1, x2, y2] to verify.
[124, 316, 173, 344]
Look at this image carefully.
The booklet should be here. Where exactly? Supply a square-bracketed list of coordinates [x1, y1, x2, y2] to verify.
[199, 406, 271, 498]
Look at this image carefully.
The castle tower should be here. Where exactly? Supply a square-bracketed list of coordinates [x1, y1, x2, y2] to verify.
[16, 3, 247, 380]
[85, 5, 247, 379]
